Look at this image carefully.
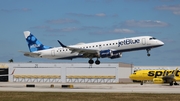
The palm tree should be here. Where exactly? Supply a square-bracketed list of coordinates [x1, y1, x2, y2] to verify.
[8, 58, 13, 63]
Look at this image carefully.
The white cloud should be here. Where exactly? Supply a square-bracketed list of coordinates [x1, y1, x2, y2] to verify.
[113, 28, 135, 34]
[67, 13, 106, 17]
[30, 26, 50, 29]
[60, 27, 79, 32]
[160, 0, 176, 2]
[173, 11, 180, 15]
[31, 25, 102, 33]
[0, 8, 31, 12]
[46, 18, 79, 24]
[22, 8, 31, 11]
[89, 28, 136, 35]
[95, 13, 106, 17]
[156, 4, 180, 11]
[121, 20, 169, 27]
[155, 4, 180, 15]
[46, 27, 79, 32]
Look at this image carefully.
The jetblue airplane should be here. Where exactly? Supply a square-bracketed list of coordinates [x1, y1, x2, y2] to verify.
[21, 31, 164, 65]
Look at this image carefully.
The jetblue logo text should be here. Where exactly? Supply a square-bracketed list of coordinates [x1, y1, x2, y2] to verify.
[118, 39, 140, 47]
[30, 44, 40, 48]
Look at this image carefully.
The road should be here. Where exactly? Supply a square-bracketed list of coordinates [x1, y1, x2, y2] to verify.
[0, 82, 180, 93]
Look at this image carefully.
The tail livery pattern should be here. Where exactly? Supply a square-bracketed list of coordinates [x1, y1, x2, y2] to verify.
[24, 31, 52, 52]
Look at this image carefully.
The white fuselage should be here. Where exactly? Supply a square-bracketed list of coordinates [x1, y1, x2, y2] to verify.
[32, 36, 164, 60]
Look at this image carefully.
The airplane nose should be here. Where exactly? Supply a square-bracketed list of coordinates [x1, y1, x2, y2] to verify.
[129, 74, 134, 79]
[159, 41, 164, 45]
[157, 40, 164, 46]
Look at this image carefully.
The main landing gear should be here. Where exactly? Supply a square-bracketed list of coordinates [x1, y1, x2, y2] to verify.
[146, 49, 151, 56]
[170, 81, 179, 86]
[88, 59, 100, 65]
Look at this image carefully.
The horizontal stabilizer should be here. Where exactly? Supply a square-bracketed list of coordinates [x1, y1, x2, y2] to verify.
[19, 51, 41, 57]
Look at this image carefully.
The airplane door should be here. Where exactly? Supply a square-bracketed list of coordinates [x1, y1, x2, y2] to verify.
[142, 38, 146, 45]
[51, 50, 55, 56]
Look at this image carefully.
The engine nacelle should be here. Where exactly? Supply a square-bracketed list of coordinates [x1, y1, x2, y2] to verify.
[153, 78, 164, 84]
[99, 49, 113, 58]
[110, 53, 122, 59]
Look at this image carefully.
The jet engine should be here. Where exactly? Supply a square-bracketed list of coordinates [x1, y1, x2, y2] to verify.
[99, 49, 122, 59]
[99, 49, 113, 58]
[110, 53, 122, 59]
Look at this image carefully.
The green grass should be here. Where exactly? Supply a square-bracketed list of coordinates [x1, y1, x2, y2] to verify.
[0, 92, 180, 101]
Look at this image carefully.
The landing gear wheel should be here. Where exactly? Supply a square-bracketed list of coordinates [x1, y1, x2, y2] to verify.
[147, 53, 150, 56]
[170, 81, 173, 86]
[88, 59, 94, 64]
[140, 81, 143, 85]
[95, 60, 100, 65]
[174, 82, 179, 85]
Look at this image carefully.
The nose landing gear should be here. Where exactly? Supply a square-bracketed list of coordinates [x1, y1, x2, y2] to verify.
[146, 49, 151, 56]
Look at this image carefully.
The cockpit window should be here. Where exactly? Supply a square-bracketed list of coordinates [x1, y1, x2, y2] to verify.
[133, 73, 136, 74]
[149, 37, 156, 40]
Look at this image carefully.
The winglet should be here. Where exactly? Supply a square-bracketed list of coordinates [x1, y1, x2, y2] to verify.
[57, 40, 67, 47]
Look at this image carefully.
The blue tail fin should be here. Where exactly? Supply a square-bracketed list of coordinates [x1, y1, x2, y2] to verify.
[24, 31, 52, 52]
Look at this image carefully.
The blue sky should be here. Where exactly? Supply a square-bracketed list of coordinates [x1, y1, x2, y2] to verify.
[0, 0, 180, 66]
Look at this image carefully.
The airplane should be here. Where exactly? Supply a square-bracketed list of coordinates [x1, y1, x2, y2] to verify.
[20, 31, 164, 65]
[129, 68, 180, 86]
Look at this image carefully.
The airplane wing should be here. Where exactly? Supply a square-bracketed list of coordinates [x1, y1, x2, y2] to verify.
[57, 40, 99, 57]
[162, 68, 178, 82]
[19, 51, 41, 57]
[162, 75, 174, 82]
